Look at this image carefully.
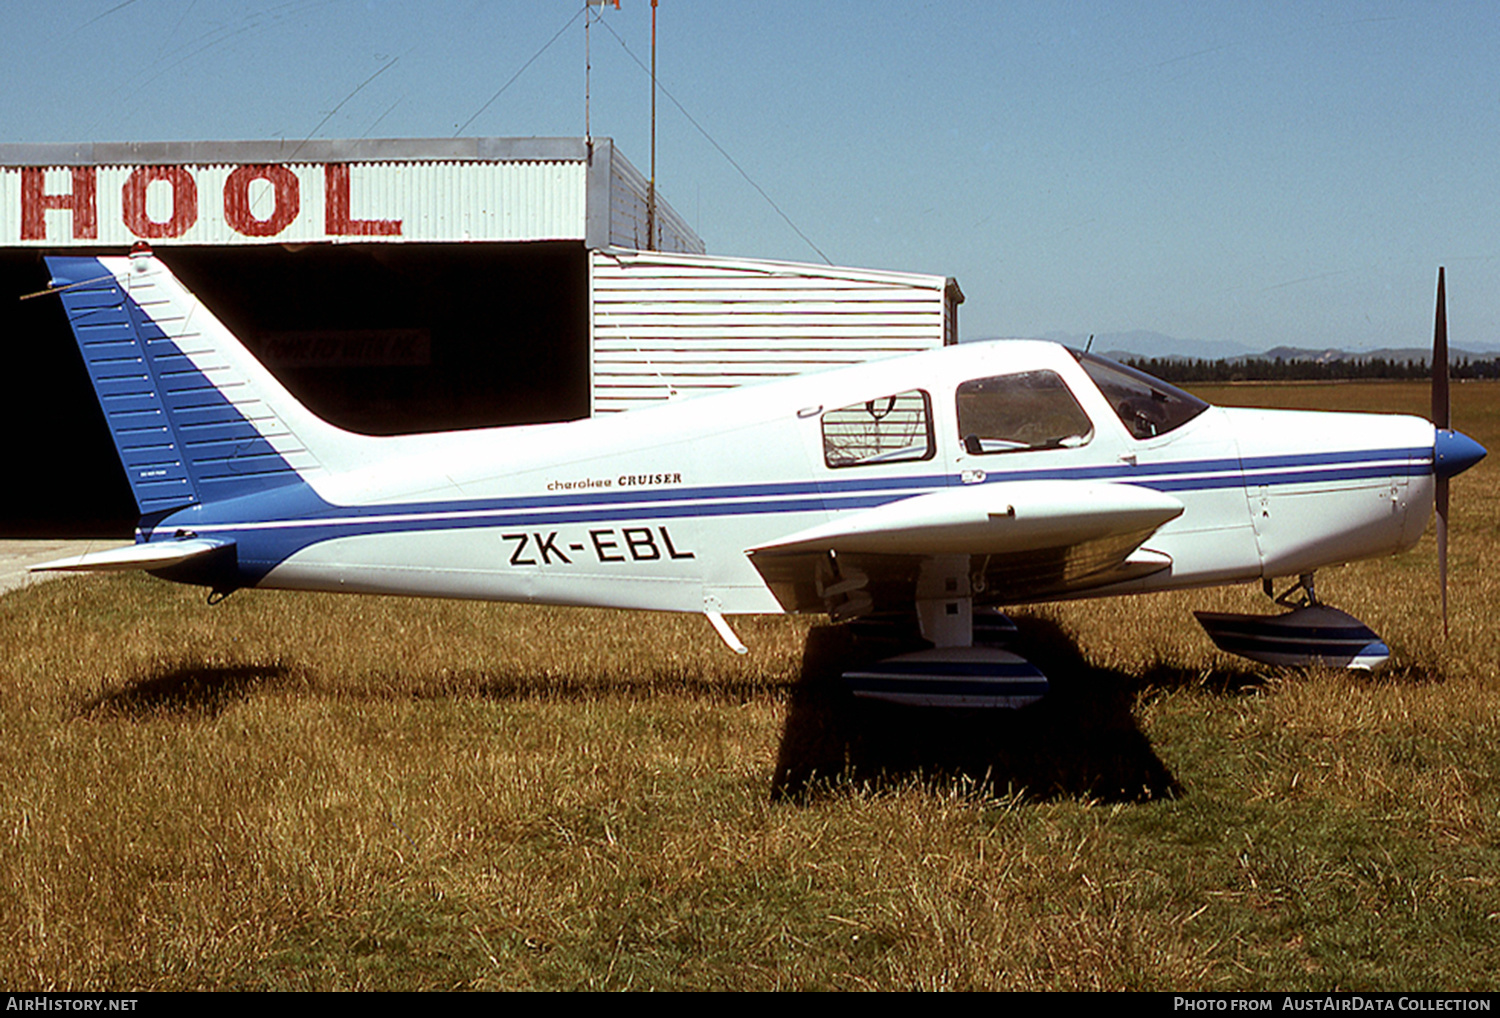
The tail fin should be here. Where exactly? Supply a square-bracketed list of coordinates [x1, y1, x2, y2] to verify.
[46, 249, 354, 516]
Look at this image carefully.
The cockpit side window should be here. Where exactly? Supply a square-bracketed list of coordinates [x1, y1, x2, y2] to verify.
[822, 389, 935, 468]
[1071, 351, 1209, 440]
[956, 370, 1093, 455]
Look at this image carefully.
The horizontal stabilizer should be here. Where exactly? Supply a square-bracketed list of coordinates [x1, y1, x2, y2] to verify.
[31, 538, 235, 574]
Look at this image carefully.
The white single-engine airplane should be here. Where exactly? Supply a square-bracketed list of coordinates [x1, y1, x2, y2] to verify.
[35, 249, 1486, 706]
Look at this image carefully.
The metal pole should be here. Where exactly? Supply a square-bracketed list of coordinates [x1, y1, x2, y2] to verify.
[585, 4, 591, 141]
[648, 0, 658, 250]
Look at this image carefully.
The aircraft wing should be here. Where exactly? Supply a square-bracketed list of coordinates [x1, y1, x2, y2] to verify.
[746, 480, 1183, 617]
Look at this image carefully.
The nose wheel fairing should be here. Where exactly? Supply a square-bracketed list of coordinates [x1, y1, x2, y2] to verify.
[1195, 604, 1390, 671]
[1195, 572, 1390, 670]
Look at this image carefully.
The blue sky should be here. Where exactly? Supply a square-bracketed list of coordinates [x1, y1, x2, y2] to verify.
[3, 1, 1497, 352]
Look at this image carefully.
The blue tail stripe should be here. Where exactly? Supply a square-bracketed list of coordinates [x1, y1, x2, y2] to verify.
[97, 387, 157, 406]
[119, 438, 176, 455]
[87, 358, 150, 375]
[60, 286, 121, 308]
[117, 426, 172, 441]
[138, 477, 192, 494]
[87, 348, 146, 368]
[138, 486, 195, 512]
[106, 407, 166, 424]
[99, 393, 165, 414]
[122, 452, 183, 470]
[95, 369, 152, 387]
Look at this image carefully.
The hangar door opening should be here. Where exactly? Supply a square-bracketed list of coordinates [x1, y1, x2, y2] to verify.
[7, 242, 589, 536]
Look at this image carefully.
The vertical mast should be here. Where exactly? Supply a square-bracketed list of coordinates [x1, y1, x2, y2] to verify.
[585, 3, 592, 142]
[647, 0, 658, 250]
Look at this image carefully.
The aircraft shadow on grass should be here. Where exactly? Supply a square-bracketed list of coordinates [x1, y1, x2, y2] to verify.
[772, 616, 1267, 804]
[77, 661, 294, 720]
[73, 614, 1415, 805]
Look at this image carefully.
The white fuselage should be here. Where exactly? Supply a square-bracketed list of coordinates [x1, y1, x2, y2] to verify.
[161, 341, 1434, 615]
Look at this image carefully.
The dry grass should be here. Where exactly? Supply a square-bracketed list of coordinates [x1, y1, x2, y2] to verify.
[2, 380, 1498, 990]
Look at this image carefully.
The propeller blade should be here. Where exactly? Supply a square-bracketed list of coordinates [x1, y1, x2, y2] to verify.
[1433, 267, 1449, 429]
[1433, 267, 1450, 634]
[1429, 269, 1489, 637]
[1437, 476, 1449, 635]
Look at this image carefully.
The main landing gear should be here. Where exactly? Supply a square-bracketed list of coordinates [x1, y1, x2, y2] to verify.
[844, 560, 1050, 708]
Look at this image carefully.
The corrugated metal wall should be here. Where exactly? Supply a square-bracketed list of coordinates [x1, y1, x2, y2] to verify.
[606, 154, 704, 255]
[591, 250, 954, 413]
[339, 161, 587, 243]
[1, 161, 588, 246]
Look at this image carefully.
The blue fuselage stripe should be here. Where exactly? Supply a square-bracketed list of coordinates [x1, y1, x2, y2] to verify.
[167, 446, 1434, 571]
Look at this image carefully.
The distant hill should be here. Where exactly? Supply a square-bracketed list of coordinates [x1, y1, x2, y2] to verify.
[1038, 330, 1254, 361]
[1010, 331, 1500, 365]
[1255, 346, 1500, 365]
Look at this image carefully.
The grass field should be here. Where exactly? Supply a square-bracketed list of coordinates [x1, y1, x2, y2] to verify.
[2, 381, 1497, 990]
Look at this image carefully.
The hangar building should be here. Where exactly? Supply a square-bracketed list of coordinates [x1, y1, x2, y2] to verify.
[3, 137, 961, 535]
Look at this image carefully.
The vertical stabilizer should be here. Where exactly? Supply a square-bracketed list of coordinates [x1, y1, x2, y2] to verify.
[46, 250, 353, 515]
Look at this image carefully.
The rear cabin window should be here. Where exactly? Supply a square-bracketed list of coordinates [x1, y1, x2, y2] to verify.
[822, 389, 935, 468]
[956, 371, 1093, 454]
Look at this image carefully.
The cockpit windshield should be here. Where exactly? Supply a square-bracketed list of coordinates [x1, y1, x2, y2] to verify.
[1070, 350, 1209, 440]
